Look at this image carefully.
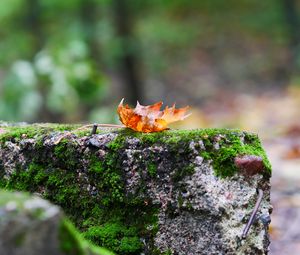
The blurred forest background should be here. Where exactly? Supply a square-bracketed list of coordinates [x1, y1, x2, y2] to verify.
[1, 0, 300, 125]
[1, 0, 300, 254]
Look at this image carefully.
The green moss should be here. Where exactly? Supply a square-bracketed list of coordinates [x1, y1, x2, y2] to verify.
[89, 158, 104, 174]
[111, 128, 271, 178]
[84, 140, 160, 254]
[200, 131, 272, 177]
[59, 219, 115, 255]
[53, 139, 79, 168]
[0, 123, 111, 145]
[0, 124, 81, 143]
[88, 153, 124, 205]
[60, 219, 84, 254]
[147, 162, 157, 177]
[0, 190, 28, 206]
[80, 204, 158, 254]
[82, 223, 142, 254]
[3, 162, 83, 222]
[14, 232, 26, 247]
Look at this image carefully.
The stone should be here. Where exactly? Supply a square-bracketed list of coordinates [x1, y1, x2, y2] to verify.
[0, 190, 113, 255]
[0, 124, 272, 254]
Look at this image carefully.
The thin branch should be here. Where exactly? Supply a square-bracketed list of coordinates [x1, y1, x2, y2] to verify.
[76, 123, 124, 131]
[242, 189, 264, 239]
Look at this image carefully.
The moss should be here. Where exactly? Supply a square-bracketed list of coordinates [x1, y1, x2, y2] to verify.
[59, 219, 115, 255]
[89, 158, 104, 174]
[53, 139, 79, 168]
[0, 124, 81, 143]
[177, 193, 184, 208]
[88, 153, 124, 205]
[0, 190, 29, 206]
[60, 219, 85, 254]
[82, 223, 142, 254]
[0, 123, 111, 145]
[85, 141, 160, 254]
[3, 162, 83, 223]
[80, 204, 158, 254]
[203, 131, 271, 177]
[147, 162, 157, 177]
[59, 220, 84, 255]
[14, 232, 26, 247]
[111, 128, 271, 178]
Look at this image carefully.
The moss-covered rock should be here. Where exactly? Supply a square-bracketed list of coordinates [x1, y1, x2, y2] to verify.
[0, 124, 272, 254]
[0, 190, 114, 255]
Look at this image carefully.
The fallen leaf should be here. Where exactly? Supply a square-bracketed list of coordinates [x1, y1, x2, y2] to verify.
[117, 99, 190, 132]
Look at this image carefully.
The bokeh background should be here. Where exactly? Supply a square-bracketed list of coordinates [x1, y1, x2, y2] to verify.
[1, 0, 300, 254]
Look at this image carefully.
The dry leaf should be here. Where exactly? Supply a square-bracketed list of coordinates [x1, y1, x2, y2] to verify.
[117, 99, 190, 132]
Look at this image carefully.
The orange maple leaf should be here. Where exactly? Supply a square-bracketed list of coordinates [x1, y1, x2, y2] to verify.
[117, 99, 190, 133]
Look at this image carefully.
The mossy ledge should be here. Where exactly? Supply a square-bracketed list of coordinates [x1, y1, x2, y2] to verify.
[0, 123, 272, 254]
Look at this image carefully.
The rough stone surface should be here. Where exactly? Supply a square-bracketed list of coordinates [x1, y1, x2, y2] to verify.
[0, 124, 272, 255]
[0, 192, 62, 255]
[153, 163, 270, 255]
[0, 190, 113, 255]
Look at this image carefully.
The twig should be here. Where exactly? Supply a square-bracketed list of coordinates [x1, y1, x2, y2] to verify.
[76, 123, 124, 131]
[91, 124, 98, 135]
[242, 189, 263, 239]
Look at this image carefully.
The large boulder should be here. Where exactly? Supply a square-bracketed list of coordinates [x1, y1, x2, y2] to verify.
[0, 124, 272, 254]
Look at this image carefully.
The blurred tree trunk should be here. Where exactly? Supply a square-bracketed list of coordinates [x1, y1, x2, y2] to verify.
[25, 0, 44, 59]
[80, 0, 102, 69]
[112, 0, 143, 105]
[79, 0, 102, 118]
[25, 0, 64, 122]
[282, 0, 300, 75]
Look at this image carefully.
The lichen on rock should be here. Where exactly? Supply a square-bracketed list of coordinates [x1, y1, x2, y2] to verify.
[0, 124, 272, 254]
